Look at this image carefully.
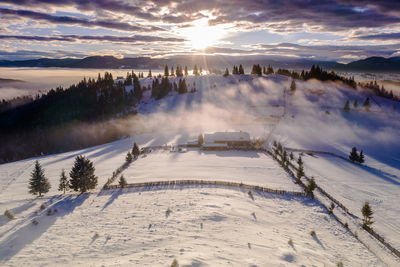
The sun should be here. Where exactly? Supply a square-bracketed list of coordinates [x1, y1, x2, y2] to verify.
[179, 18, 226, 50]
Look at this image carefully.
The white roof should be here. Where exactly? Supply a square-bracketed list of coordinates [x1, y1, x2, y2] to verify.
[204, 131, 250, 144]
[202, 143, 228, 148]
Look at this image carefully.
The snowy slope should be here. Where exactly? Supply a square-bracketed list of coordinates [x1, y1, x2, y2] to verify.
[1, 187, 383, 266]
[1, 73, 399, 265]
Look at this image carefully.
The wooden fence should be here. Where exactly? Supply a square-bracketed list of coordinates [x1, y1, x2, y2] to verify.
[103, 179, 306, 197]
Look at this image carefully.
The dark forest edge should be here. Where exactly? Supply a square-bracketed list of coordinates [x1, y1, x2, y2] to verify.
[0, 64, 398, 164]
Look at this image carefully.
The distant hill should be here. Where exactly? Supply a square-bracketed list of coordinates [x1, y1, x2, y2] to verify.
[334, 56, 400, 72]
[0, 55, 399, 72]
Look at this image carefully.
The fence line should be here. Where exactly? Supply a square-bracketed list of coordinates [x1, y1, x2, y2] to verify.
[103, 179, 306, 197]
[271, 146, 400, 258]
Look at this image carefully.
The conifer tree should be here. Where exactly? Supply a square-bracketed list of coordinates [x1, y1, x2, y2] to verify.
[58, 169, 69, 194]
[361, 201, 374, 227]
[148, 69, 152, 78]
[239, 64, 244, 75]
[290, 152, 294, 161]
[126, 151, 133, 163]
[266, 64, 274, 74]
[193, 65, 199, 76]
[184, 66, 188, 76]
[119, 175, 127, 188]
[200, 66, 203, 74]
[198, 134, 204, 145]
[29, 160, 51, 197]
[363, 97, 371, 111]
[359, 150, 365, 164]
[290, 80, 296, 92]
[353, 100, 358, 109]
[344, 100, 350, 112]
[164, 65, 169, 76]
[296, 156, 304, 183]
[306, 177, 316, 199]
[69, 155, 98, 193]
[171, 66, 175, 76]
[223, 68, 229, 77]
[349, 147, 359, 162]
[132, 142, 140, 158]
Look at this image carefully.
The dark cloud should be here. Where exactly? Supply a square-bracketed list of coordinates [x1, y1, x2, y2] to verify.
[3, 0, 400, 31]
[0, 34, 185, 43]
[353, 32, 400, 41]
[0, 7, 165, 32]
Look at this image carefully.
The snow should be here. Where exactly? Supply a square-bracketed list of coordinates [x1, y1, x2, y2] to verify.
[0, 187, 384, 266]
[1, 72, 399, 265]
[300, 152, 400, 249]
[115, 150, 301, 191]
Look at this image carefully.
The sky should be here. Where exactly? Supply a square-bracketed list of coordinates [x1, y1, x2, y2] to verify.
[0, 0, 399, 62]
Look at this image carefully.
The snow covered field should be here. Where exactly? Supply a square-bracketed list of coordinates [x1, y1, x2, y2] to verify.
[0, 187, 383, 266]
[1, 73, 400, 265]
[300, 153, 400, 249]
[117, 150, 301, 191]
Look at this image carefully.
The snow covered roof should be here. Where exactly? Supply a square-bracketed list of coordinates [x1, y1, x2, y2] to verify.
[202, 143, 228, 148]
[204, 131, 250, 144]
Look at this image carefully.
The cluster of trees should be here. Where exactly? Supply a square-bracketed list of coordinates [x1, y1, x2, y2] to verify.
[232, 65, 245, 75]
[263, 65, 274, 75]
[126, 142, 140, 163]
[272, 140, 315, 198]
[29, 156, 98, 196]
[192, 65, 203, 76]
[151, 77, 188, 99]
[344, 97, 371, 112]
[301, 65, 356, 88]
[0, 95, 34, 113]
[164, 65, 188, 77]
[349, 147, 365, 164]
[251, 64, 262, 76]
[360, 80, 399, 102]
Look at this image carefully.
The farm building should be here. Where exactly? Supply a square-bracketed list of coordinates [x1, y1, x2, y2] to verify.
[202, 131, 252, 150]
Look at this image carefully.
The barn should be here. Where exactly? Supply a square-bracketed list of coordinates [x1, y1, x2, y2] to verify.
[202, 131, 252, 150]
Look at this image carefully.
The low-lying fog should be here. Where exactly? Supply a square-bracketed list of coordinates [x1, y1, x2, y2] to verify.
[0, 67, 162, 99]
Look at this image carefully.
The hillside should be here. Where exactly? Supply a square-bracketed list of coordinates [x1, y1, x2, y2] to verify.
[1, 73, 400, 265]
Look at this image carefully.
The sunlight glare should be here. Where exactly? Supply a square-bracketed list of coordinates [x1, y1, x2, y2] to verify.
[180, 18, 226, 50]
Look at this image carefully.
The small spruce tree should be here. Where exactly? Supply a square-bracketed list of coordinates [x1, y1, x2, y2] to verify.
[289, 152, 294, 161]
[29, 160, 51, 197]
[353, 100, 358, 109]
[58, 169, 69, 194]
[363, 97, 371, 111]
[306, 177, 317, 199]
[349, 147, 359, 162]
[290, 80, 296, 93]
[361, 201, 374, 227]
[69, 155, 98, 193]
[198, 134, 204, 145]
[359, 150, 365, 164]
[119, 175, 127, 188]
[223, 68, 229, 77]
[132, 142, 140, 158]
[126, 151, 133, 163]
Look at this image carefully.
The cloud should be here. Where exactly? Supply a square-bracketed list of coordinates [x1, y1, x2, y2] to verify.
[0, 7, 165, 32]
[353, 32, 400, 41]
[0, 34, 185, 43]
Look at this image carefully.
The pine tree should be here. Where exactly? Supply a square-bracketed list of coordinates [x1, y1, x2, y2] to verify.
[198, 134, 204, 145]
[266, 64, 274, 74]
[239, 64, 244, 75]
[296, 156, 304, 183]
[344, 100, 350, 112]
[289, 152, 294, 161]
[361, 201, 374, 227]
[349, 147, 359, 162]
[171, 66, 175, 76]
[126, 151, 133, 163]
[119, 175, 127, 188]
[132, 142, 140, 158]
[193, 65, 199, 76]
[306, 177, 316, 198]
[353, 100, 358, 109]
[223, 68, 229, 77]
[69, 155, 98, 193]
[147, 69, 152, 78]
[164, 65, 169, 76]
[359, 150, 365, 164]
[363, 97, 371, 111]
[290, 80, 296, 92]
[184, 66, 188, 76]
[29, 160, 51, 197]
[58, 169, 69, 194]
